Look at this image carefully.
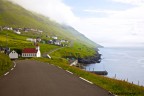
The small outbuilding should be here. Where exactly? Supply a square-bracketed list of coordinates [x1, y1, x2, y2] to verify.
[9, 50, 18, 59]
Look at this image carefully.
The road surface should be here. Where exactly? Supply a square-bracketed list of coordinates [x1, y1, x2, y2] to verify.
[0, 60, 111, 96]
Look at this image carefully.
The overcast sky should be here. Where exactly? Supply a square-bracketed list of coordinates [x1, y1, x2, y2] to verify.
[9, 0, 144, 47]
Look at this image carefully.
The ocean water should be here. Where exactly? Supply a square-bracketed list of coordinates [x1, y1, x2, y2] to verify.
[85, 47, 144, 86]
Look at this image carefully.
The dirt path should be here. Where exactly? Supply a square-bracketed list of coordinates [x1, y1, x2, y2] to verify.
[42, 47, 64, 57]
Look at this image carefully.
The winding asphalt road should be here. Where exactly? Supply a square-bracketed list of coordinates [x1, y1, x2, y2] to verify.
[0, 60, 111, 96]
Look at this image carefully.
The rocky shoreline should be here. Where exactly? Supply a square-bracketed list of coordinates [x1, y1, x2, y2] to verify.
[78, 52, 101, 64]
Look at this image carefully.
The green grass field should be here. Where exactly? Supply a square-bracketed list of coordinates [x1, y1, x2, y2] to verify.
[50, 42, 96, 58]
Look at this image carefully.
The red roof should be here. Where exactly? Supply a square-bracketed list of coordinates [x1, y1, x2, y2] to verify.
[22, 48, 37, 53]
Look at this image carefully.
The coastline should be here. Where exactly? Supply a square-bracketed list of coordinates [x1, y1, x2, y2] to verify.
[78, 52, 101, 64]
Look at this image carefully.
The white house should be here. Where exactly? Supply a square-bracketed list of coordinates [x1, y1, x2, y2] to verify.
[26, 38, 36, 42]
[53, 40, 61, 46]
[52, 36, 58, 40]
[22, 46, 41, 57]
[3, 26, 13, 30]
[9, 50, 18, 59]
[14, 30, 21, 34]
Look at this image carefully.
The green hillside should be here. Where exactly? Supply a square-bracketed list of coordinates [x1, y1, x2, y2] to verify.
[0, 0, 100, 59]
[0, 0, 101, 48]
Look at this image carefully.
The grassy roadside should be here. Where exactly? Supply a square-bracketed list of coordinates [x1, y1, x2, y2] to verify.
[0, 53, 13, 76]
[32, 57, 144, 96]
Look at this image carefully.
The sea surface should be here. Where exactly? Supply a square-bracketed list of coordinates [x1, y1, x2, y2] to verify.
[85, 47, 144, 86]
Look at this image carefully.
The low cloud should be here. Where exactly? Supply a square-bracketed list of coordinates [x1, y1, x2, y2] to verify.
[84, 9, 122, 15]
[111, 0, 144, 5]
[8, 0, 78, 25]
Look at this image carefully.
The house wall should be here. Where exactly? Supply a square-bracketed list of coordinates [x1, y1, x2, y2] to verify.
[36, 50, 41, 57]
[9, 51, 18, 59]
[54, 42, 61, 45]
[22, 53, 37, 57]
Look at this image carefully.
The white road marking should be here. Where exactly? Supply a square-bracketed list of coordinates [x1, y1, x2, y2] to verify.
[13, 61, 16, 68]
[79, 77, 93, 84]
[11, 68, 14, 70]
[4, 72, 9, 76]
[58, 66, 62, 69]
[108, 91, 117, 96]
[66, 70, 73, 74]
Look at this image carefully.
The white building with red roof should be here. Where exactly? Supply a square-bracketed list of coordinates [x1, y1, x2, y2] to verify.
[22, 46, 41, 57]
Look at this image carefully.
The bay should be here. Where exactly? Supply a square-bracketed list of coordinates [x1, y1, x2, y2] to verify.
[85, 47, 144, 86]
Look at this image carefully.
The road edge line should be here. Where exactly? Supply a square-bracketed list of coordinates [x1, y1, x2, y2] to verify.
[79, 77, 93, 84]
[11, 68, 14, 70]
[13, 61, 16, 68]
[4, 72, 9, 76]
[58, 66, 62, 69]
[66, 70, 73, 74]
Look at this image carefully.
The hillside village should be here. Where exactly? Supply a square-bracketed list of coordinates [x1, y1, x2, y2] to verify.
[0, 26, 69, 46]
[0, 26, 43, 34]
[0, 25, 69, 59]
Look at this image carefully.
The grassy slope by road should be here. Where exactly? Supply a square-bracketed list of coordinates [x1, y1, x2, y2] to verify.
[0, 53, 12, 76]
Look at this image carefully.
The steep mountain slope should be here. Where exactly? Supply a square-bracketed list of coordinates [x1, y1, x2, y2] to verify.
[61, 25, 102, 47]
[0, 0, 101, 47]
